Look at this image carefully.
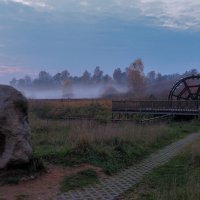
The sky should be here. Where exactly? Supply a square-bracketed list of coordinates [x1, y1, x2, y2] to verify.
[0, 0, 200, 84]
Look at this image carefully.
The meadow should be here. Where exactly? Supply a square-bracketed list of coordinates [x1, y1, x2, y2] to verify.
[29, 99, 111, 120]
[1, 99, 200, 198]
[29, 99, 200, 175]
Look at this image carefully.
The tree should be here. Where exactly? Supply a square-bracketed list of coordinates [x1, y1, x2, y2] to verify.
[184, 69, 198, 76]
[53, 73, 62, 82]
[17, 78, 26, 87]
[24, 75, 32, 86]
[10, 78, 17, 86]
[127, 58, 145, 96]
[147, 70, 156, 83]
[38, 71, 52, 82]
[81, 70, 91, 84]
[60, 70, 70, 81]
[92, 66, 103, 83]
[156, 73, 163, 82]
[102, 74, 112, 83]
[113, 68, 127, 85]
[32, 70, 53, 87]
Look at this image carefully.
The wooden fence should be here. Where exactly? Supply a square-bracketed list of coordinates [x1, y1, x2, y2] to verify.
[112, 100, 200, 116]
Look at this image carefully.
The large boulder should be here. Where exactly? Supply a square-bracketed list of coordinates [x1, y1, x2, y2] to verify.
[0, 85, 32, 169]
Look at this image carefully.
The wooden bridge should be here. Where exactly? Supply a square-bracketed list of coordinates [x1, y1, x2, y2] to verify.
[112, 100, 200, 119]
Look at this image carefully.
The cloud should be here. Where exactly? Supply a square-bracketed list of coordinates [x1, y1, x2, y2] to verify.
[47, 0, 200, 29]
[0, 66, 25, 75]
[135, 0, 200, 29]
[3, 0, 50, 9]
[2, 0, 200, 30]
[0, 65, 36, 84]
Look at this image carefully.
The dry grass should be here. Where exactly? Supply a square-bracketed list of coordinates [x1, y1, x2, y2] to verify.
[31, 118, 168, 149]
[29, 99, 112, 109]
[69, 122, 168, 146]
[31, 116, 175, 173]
[28, 99, 111, 120]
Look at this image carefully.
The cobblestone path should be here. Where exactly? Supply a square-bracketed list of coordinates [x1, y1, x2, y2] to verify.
[53, 132, 200, 200]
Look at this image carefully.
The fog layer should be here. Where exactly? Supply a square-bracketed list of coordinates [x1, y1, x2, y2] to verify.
[18, 84, 128, 99]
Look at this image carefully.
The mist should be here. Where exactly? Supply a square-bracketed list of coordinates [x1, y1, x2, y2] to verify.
[10, 62, 199, 100]
[18, 84, 128, 99]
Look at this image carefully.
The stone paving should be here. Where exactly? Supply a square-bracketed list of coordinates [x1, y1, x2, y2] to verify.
[53, 132, 200, 200]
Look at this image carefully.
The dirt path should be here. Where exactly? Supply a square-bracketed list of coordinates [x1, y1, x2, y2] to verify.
[0, 164, 104, 200]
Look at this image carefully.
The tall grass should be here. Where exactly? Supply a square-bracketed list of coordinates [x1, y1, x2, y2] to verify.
[29, 99, 111, 119]
[30, 115, 199, 174]
[31, 118, 168, 149]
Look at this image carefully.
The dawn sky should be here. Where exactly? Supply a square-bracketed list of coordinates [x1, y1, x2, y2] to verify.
[0, 0, 200, 83]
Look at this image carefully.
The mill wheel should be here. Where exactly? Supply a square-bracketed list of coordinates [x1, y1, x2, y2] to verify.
[168, 75, 200, 100]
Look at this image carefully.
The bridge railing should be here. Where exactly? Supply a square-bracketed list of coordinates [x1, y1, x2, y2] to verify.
[112, 100, 200, 112]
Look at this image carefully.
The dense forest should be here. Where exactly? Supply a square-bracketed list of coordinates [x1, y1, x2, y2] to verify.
[9, 59, 199, 99]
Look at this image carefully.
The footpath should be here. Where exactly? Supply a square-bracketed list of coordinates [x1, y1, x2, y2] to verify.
[53, 132, 200, 200]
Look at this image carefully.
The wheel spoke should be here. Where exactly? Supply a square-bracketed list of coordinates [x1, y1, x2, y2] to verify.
[172, 94, 188, 100]
[178, 88, 187, 97]
[195, 85, 200, 99]
[183, 80, 193, 98]
[189, 85, 200, 88]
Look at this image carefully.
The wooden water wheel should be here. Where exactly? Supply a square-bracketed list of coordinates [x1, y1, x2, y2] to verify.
[168, 75, 200, 100]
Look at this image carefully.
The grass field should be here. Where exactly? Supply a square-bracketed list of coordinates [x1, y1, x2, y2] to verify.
[118, 135, 200, 200]
[29, 99, 200, 175]
[29, 99, 112, 120]
[2, 99, 199, 192]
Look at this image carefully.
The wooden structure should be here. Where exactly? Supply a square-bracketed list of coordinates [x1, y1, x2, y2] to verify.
[112, 100, 200, 119]
[112, 75, 200, 120]
[168, 75, 200, 100]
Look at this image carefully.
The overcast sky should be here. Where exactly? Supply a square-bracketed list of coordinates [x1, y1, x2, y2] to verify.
[0, 0, 200, 83]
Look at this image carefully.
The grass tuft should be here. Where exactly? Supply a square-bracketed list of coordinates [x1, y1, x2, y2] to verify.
[60, 169, 98, 192]
[0, 157, 46, 185]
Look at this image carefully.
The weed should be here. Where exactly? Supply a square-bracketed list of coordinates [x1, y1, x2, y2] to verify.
[60, 169, 98, 192]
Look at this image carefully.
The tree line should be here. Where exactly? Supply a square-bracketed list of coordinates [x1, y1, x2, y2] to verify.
[10, 59, 199, 98]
